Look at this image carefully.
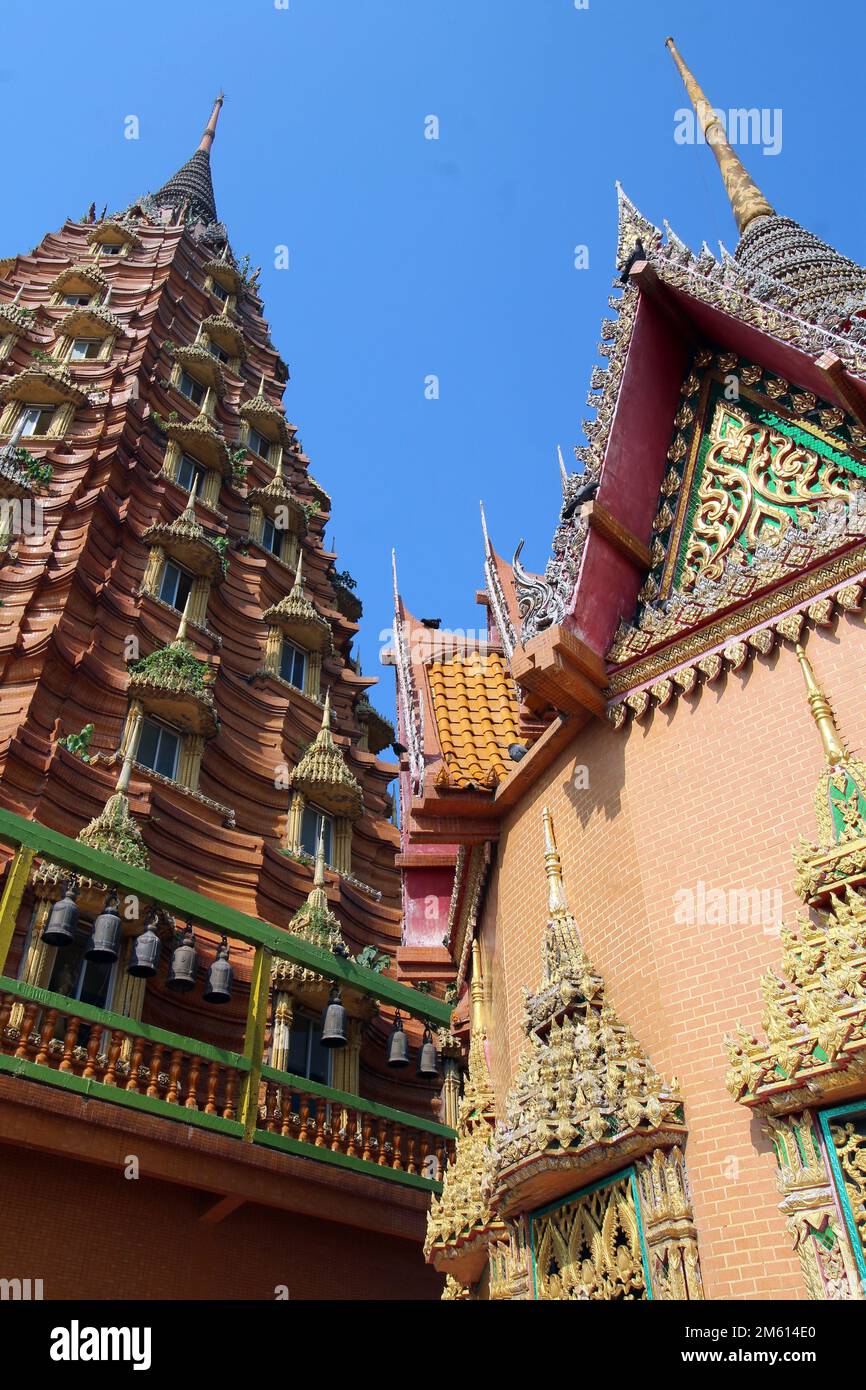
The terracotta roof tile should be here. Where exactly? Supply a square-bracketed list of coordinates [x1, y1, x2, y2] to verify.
[428, 652, 520, 789]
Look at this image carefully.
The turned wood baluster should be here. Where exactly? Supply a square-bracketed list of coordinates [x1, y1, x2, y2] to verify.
[280, 1087, 293, 1137]
[298, 1093, 310, 1144]
[377, 1118, 389, 1165]
[223, 1067, 237, 1121]
[81, 1027, 102, 1079]
[435, 1141, 446, 1182]
[346, 1110, 358, 1158]
[265, 1082, 277, 1132]
[125, 1037, 146, 1093]
[14, 1002, 38, 1058]
[314, 1097, 326, 1147]
[166, 1048, 184, 1104]
[406, 1131, 417, 1174]
[103, 1029, 124, 1087]
[391, 1123, 403, 1171]
[59, 1016, 81, 1072]
[203, 1062, 219, 1115]
[185, 1055, 202, 1110]
[146, 1043, 164, 1098]
[419, 1135, 430, 1176]
[34, 1009, 59, 1067]
[0, 994, 13, 1049]
[361, 1115, 373, 1163]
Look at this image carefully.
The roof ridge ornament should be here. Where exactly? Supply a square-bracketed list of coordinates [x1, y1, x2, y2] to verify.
[665, 36, 775, 236]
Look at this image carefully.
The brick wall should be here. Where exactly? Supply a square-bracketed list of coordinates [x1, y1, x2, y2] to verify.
[479, 620, 866, 1300]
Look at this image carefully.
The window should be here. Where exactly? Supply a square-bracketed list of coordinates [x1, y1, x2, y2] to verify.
[63, 293, 92, 307]
[209, 279, 229, 303]
[300, 804, 332, 864]
[178, 370, 205, 407]
[207, 340, 230, 364]
[176, 452, 207, 495]
[286, 1011, 330, 1085]
[96, 242, 123, 256]
[19, 404, 55, 437]
[280, 639, 306, 690]
[247, 425, 270, 458]
[158, 560, 194, 613]
[136, 717, 181, 780]
[69, 338, 102, 361]
[261, 515, 282, 557]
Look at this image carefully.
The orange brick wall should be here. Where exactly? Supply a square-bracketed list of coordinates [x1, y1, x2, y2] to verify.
[0, 1144, 442, 1301]
[480, 618, 866, 1301]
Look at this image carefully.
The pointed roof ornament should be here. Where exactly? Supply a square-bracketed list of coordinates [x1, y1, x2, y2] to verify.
[289, 687, 363, 819]
[75, 709, 150, 869]
[542, 806, 570, 916]
[614, 181, 661, 273]
[556, 444, 568, 493]
[479, 499, 491, 556]
[665, 37, 774, 236]
[795, 644, 846, 765]
[173, 590, 193, 645]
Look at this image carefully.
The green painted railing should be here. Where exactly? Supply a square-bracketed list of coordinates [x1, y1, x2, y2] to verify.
[0, 806, 456, 1194]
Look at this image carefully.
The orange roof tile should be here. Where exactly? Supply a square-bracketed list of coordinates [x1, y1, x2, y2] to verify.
[428, 652, 520, 789]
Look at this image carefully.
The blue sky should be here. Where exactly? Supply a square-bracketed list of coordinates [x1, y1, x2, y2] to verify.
[3, 0, 863, 720]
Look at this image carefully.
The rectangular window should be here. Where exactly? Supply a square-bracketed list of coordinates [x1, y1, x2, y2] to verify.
[136, 717, 181, 780]
[96, 242, 123, 256]
[178, 370, 205, 407]
[70, 338, 102, 361]
[300, 804, 332, 864]
[176, 453, 207, 496]
[247, 425, 270, 458]
[63, 293, 92, 306]
[280, 639, 306, 691]
[286, 1012, 330, 1085]
[209, 279, 229, 303]
[158, 560, 194, 613]
[261, 516, 282, 557]
[19, 404, 55, 437]
[207, 340, 230, 364]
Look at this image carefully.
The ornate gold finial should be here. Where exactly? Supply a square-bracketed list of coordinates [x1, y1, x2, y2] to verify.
[174, 591, 193, 645]
[198, 93, 224, 155]
[320, 684, 331, 731]
[115, 710, 142, 795]
[665, 37, 775, 235]
[542, 805, 569, 914]
[795, 644, 846, 764]
[470, 938, 485, 1034]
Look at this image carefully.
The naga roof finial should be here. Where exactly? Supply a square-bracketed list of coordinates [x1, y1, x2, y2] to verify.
[665, 36, 775, 235]
[795, 643, 847, 765]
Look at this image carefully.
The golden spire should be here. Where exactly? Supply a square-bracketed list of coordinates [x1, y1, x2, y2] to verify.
[174, 591, 194, 645]
[198, 93, 224, 155]
[542, 805, 569, 914]
[665, 37, 775, 235]
[470, 938, 485, 1035]
[795, 644, 847, 764]
[115, 709, 142, 794]
[320, 685, 331, 732]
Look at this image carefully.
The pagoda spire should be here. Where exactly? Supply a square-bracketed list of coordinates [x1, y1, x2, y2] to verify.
[146, 94, 224, 229]
[665, 36, 775, 235]
[198, 93, 224, 154]
[795, 644, 846, 764]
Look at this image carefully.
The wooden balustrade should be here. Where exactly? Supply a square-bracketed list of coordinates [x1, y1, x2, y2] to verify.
[258, 1067, 455, 1183]
[0, 980, 245, 1124]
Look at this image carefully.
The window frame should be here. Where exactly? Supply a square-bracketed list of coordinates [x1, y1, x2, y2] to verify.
[178, 369, 206, 408]
[300, 803, 333, 865]
[279, 637, 307, 691]
[157, 559, 194, 613]
[136, 716, 182, 781]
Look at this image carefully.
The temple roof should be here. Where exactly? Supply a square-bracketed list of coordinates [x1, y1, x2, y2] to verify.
[429, 652, 520, 790]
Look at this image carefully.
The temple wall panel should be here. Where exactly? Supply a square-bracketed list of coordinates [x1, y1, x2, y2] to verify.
[481, 619, 866, 1299]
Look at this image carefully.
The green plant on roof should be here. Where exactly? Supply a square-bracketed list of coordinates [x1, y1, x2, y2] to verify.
[59, 723, 94, 762]
[211, 533, 230, 574]
[129, 643, 211, 693]
[332, 568, 357, 592]
[12, 449, 52, 487]
[355, 945, 391, 975]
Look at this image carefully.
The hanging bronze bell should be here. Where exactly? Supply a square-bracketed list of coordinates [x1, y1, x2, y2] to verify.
[85, 890, 122, 962]
[387, 1011, 410, 1068]
[203, 936, 233, 1004]
[417, 1026, 439, 1079]
[321, 984, 348, 1048]
[166, 926, 197, 992]
[42, 881, 79, 948]
[127, 915, 161, 978]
